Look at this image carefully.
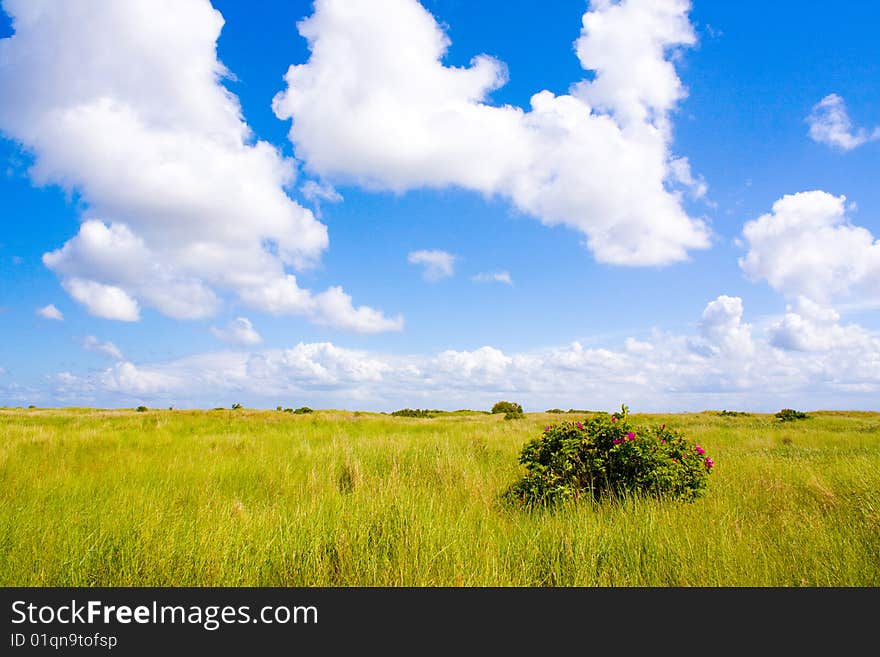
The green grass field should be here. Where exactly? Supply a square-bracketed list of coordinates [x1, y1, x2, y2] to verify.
[1, 407, 878, 586]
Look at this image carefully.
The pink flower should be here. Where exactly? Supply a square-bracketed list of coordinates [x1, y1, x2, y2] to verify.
[626, 431, 636, 441]
[544, 425, 550, 431]
[705, 457, 714, 470]
[695, 444, 705, 456]
[661, 439, 667, 445]
[576, 422, 583, 430]
[613, 437, 622, 445]
[611, 416, 617, 423]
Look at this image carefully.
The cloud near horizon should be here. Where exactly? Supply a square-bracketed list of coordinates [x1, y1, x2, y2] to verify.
[47, 295, 880, 412]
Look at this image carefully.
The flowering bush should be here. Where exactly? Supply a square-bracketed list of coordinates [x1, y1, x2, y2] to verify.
[504, 405, 713, 507]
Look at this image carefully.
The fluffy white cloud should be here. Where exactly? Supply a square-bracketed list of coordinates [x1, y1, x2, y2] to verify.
[272, 0, 710, 266]
[692, 295, 754, 357]
[81, 335, 124, 360]
[311, 286, 404, 333]
[36, 304, 63, 321]
[47, 295, 880, 412]
[211, 317, 262, 346]
[740, 191, 880, 305]
[44, 220, 215, 320]
[768, 297, 877, 353]
[434, 346, 512, 386]
[99, 361, 183, 396]
[572, 0, 695, 128]
[807, 94, 880, 151]
[62, 278, 140, 321]
[472, 271, 513, 285]
[408, 249, 456, 281]
[0, 0, 398, 331]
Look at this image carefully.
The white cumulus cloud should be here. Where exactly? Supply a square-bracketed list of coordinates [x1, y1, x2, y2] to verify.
[312, 286, 404, 333]
[211, 317, 262, 346]
[408, 249, 456, 282]
[46, 295, 880, 412]
[272, 0, 710, 266]
[740, 190, 880, 306]
[36, 304, 64, 321]
[695, 295, 754, 357]
[0, 0, 398, 331]
[767, 297, 876, 353]
[62, 278, 140, 321]
[807, 94, 880, 151]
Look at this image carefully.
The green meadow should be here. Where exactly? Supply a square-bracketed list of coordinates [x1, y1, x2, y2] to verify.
[1, 407, 878, 586]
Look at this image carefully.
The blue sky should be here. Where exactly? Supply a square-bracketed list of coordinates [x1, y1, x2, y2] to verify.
[1, 0, 878, 412]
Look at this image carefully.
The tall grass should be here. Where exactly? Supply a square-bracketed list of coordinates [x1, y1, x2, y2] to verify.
[1, 408, 877, 586]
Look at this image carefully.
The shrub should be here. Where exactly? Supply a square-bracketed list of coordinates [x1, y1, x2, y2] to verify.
[545, 408, 564, 414]
[491, 401, 523, 415]
[294, 406, 314, 414]
[392, 408, 436, 418]
[504, 410, 525, 420]
[136, 405, 148, 412]
[231, 403, 242, 410]
[775, 408, 809, 422]
[504, 405, 713, 507]
[719, 410, 751, 417]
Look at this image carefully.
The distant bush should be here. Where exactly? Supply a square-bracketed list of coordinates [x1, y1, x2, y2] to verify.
[231, 403, 242, 410]
[27, 404, 36, 409]
[776, 408, 809, 422]
[294, 406, 314, 414]
[392, 408, 437, 418]
[504, 404, 714, 508]
[504, 410, 525, 421]
[136, 405, 148, 412]
[390, 408, 490, 418]
[545, 408, 564, 414]
[276, 406, 283, 412]
[283, 408, 294, 413]
[491, 401, 523, 415]
[719, 410, 751, 417]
